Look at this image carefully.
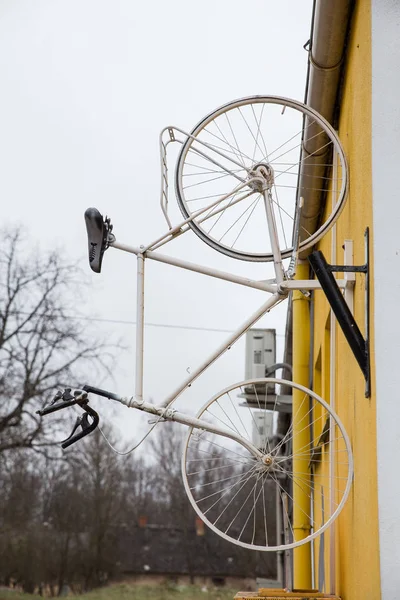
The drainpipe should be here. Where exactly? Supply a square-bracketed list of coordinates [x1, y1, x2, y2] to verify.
[292, 262, 312, 589]
[288, 1, 353, 588]
[299, 0, 353, 249]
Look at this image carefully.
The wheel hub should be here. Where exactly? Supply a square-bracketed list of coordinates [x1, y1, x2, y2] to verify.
[248, 162, 275, 192]
[257, 453, 276, 473]
[262, 454, 273, 466]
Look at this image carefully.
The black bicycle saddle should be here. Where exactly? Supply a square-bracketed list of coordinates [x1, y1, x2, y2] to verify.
[84, 208, 113, 273]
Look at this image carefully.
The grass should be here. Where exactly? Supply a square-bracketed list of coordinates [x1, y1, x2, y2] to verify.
[0, 583, 238, 600]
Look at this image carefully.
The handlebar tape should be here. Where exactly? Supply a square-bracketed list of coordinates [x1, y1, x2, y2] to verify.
[37, 397, 78, 416]
[82, 385, 122, 402]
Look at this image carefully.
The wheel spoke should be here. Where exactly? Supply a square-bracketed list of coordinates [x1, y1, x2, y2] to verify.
[231, 196, 261, 248]
[206, 405, 241, 436]
[273, 137, 334, 180]
[251, 103, 268, 161]
[225, 471, 262, 535]
[176, 97, 347, 262]
[205, 190, 243, 236]
[183, 171, 234, 190]
[224, 111, 247, 168]
[238, 106, 266, 161]
[203, 125, 254, 165]
[262, 478, 269, 546]
[217, 196, 260, 244]
[182, 377, 352, 551]
[268, 121, 321, 164]
[189, 468, 255, 490]
[202, 465, 259, 513]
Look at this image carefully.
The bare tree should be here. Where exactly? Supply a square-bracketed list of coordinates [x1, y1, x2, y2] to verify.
[148, 423, 200, 580]
[0, 227, 112, 454]
[0, 425, 126, 595]
[77, 427, 126, 589]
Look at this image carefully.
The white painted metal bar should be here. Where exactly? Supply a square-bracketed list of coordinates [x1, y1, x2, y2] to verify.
[143, 180, 258, 252]
[276, 486, 284, 585]
[329, 312, 336, 594]
[171, 125, 248, 174]
[282, 492, 292, 590]
[343, 239, 355, 312]
[135, 254, 145, 401]
[124, 396, 263, 459]
[171, 410, 263, 458]
[280, 279, 346, 291]
[262, 189, 285, 284]
[287, 197, 304, 279]
[110, 241, 278, 293]
[143, 251, 278, 293]
[110, 240, 141, 256]
[329, 146, 338, 595]
[149, 189, 256, 252]
[196, 191, 254, 225]
[159, 132, 173, 228]
[110, 242, 348, 295]
[158, 293, 283, 408]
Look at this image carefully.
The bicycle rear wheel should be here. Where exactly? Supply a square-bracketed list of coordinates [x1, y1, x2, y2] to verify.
[181, 378, 352, 551]
[175, 96, 347, 262]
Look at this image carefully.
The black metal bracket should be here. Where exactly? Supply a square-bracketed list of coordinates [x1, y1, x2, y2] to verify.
[308, 228, 370, 397]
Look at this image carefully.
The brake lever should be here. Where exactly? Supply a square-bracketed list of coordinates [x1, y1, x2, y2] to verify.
[36, 388, 86, 416]
[37, 388, 100, 449]
[61, 404, 100, 449]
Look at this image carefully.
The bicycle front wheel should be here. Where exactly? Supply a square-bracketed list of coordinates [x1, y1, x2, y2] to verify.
[181, 378, 353, 551]
[175, 96, 348, 262]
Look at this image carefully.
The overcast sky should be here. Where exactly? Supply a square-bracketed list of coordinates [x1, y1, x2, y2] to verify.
[0, 0, 313, 447]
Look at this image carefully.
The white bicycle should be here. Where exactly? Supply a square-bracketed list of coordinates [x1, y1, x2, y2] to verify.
[39, 96, 352, 553]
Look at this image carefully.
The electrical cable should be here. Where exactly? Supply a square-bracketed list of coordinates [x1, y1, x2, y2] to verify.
[6, 310, 285, 335]
[98, 415, 166, 455]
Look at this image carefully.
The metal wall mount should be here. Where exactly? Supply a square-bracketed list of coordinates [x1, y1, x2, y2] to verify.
[308, 228, 370, 397]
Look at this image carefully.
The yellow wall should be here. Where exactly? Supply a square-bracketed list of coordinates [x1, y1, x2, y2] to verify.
[310, 1, 380, 598]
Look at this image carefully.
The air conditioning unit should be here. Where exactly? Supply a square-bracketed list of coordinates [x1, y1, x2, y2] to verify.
[245, 328, 276, 389]
[241, 328, 292, 413]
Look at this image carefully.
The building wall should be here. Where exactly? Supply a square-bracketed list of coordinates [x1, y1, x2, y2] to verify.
[371, 1, 400, 597]
[310, 1, 381, 598]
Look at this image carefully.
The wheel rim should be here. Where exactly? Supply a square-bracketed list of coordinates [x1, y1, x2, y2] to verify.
[176, 96, 348, 262]
[181, 378, 353, 551]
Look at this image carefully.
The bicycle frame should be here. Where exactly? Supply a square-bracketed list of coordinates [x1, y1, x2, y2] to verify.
[47, 98, 355, 556]
[102, 195, 345, 460]
[86, 122, 347, 459]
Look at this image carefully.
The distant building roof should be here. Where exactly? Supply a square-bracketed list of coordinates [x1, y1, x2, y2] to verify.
[116, 524, 277, 579]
